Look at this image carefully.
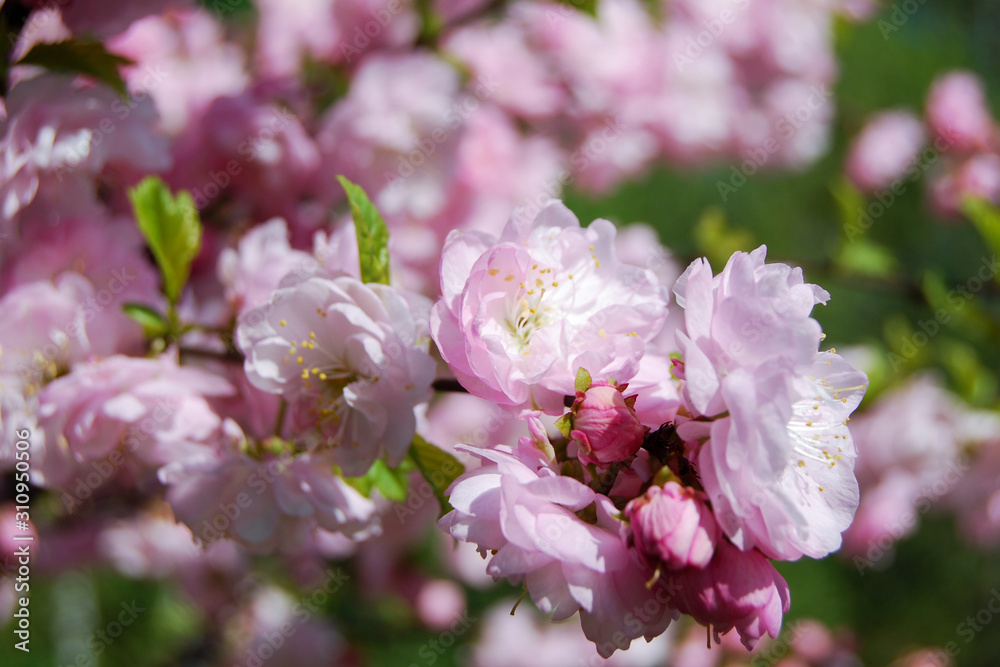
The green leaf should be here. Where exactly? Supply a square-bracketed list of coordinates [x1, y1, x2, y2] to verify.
[962, 198, 1000, 284]
[122, 303, 169, 338]
[337, 176, 391, 285]
[830, 176, 865, 234]
[129, 177, 202, 305]
[693, 207, 755, 270]
[835, 239, 900, 279]
[556, 0, 599, 18]
[16, 40, 133, 97]
[921, 272, 990, 340]
[574, 367, 592, 393]
[408, 435, 464, 512]
[345, 459, 410, 502]
[940, 340, 998, 407]
[554, 413, 573, 440]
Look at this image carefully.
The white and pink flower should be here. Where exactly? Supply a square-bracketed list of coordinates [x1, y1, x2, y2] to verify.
[431, 200, 668, 414]
[439, 443, 674, 658]
[236, 275, 435, 476]
[672, 246, 868, 560]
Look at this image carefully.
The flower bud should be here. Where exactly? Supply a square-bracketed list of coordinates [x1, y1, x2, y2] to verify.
[568, 382, 646, 465]
[670, 539, 790, 650]
[626, 481, 717, 570]
[926, 71, 996, 153]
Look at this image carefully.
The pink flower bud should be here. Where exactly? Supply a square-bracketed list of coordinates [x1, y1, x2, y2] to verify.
[569, 382, 646, 465]
[626, 482, 718, 570]
[845, 110, 925, 193]
[926, 71, 996, 153]
[671, 539, 790, 650]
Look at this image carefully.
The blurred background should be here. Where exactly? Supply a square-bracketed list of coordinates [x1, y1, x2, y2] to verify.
[2, 0, 1000, 665]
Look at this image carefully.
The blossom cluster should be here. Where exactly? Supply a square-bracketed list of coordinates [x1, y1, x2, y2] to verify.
[435, 201, 869, 655]
[4, 1, 998, 665]
[846, 69, 1000, 218]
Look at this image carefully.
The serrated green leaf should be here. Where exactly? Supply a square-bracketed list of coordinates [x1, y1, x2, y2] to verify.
[344, 459, 410, 502]
[408, 435, 464, 512]
[574, 367, 592, 393]
[129, 177, 202, 305]
[963, 198, 1000, 284]
[122, 303, 169, 338]
[337, 176, 391, 285]
[16, 40, 133, 97]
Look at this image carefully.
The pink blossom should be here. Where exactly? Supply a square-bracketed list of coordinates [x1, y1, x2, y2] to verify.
[439, 444, 674, 657]
[673, 247, 868, 560]
[36, 353, 233, 478]
[670, 539, 790, 650]
[217, 218, 317, 317]
[30, 0, 194, 38]
[470, 596, 675, 667]
[614, 223, 681, 289]
[0, 74, 169, 226]
[317, 53, 461, 222]
[253, 0, 339, 77]
[952, 152, 1000, 205]
[434, 0, 489, 23]
[614, 224, 684, 427]
[626, 481, 718, 570]
[843, 376, 986, 555]
[840, 469, 924, 558]
[470, 597, 609, 667]
[236, 275, 435, 476]
[431, 200, 668, 413]
[656, 22, 739, 164]
[568, 381, 646, 465]
[851, 376, 968, 483]
[109, 10, 249, 134]
[669, 615, 857, 667]
[846, 110, 926, 192]
[0, 271, 154, 471]
[948, 437, 1000, 550]
[2, 218, 162, 356]
[312, 221, 362, 280]
[0, 276, 95, 388]
[448, 105, 565, 240]
[926, 71, 996, 153]
[330, 0, 419, 65]
[167, 93, 320, 223]
[222, 584, 345, 666]
[418, 391, 528, 471]
[444, 21, 565, 120]
[97, 512, 201, 578]
[162, 448, 379, 552]
[415, 579, 466, 631]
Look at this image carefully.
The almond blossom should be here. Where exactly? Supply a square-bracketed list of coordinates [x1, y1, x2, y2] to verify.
[438, 443, 675, 658]
[236, 275, 435, 476]
[431, 200, 668, 413]
[672, 246, 868, 560]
